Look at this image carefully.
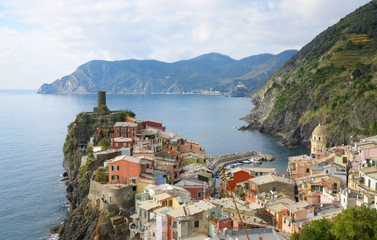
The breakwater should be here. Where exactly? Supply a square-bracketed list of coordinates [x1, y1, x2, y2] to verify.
[206, 151, 274, 173]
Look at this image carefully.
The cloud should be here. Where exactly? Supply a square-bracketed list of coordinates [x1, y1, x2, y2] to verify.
[0, 0, 371, 89]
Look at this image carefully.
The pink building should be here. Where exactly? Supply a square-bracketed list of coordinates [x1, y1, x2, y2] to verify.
[282, 201, 314, 234]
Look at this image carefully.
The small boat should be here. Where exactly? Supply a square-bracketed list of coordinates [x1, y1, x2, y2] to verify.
[250, 157, 262, 164]
[243, 160, 251, 164]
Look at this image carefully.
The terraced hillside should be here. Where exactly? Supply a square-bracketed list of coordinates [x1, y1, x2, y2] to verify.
[242, 1, 377, 147]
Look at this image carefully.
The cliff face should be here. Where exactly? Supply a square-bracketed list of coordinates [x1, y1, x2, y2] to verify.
[37, 51, 297, 97]
[58, 110, 133, 239]
[242, 1, 377, 147]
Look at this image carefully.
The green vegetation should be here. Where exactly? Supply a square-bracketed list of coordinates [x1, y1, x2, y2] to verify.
[98, 138, 110, 150]
[63, 124, 76, 161]
[100, 104, 110, 115]
[252, 1, 377, 145]
[291, 206, 377, 240]
[94, 168, 108, 183]
[182, 158, 205, 166]
[115, 110, 135, 122]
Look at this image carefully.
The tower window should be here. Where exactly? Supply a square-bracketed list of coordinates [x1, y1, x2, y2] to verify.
[319, 137, 321, 141]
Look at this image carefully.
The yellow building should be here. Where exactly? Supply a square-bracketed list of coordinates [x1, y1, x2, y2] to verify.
[311, 123, 327, 155]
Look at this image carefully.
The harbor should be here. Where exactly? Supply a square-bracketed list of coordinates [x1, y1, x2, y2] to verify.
[206, 151, 275, 173]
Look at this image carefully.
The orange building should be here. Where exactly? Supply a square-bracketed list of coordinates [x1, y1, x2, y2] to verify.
[108, 155, 141, 184]
[178, 140, 205, 156]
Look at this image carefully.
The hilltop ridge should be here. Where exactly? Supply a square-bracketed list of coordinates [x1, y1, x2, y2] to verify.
[37, 50, 297, 97]
[242, 0, 377, 147]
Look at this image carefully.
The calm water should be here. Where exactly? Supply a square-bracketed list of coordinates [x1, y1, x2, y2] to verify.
[0, 90, 308, 240]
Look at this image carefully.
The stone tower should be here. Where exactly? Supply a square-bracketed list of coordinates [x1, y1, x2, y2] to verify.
[97, 91, 106, 108]
[311, 123, 327, 155]
[94, 91, 107, 113]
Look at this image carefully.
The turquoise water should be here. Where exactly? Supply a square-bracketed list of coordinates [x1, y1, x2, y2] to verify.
[0, 90, 308, 239]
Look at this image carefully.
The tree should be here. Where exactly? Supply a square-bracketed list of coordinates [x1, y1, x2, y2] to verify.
[86, 146, 94, 157]
[332, 206, 377, 240]
[94, 168, 108, 183]
[291, 206, 377, 240]
[98, 138, 110, 150]
[296, 218, 334, 240]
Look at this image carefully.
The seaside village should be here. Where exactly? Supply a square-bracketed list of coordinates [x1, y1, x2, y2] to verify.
[82, 93, 377, 240]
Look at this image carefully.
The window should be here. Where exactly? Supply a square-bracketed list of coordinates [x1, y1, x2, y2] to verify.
[306, 168, 310, 173]
[197, 192, 202, 198]
[272, 187, 276, 191]
[112, 166, 119, 171]
[144, 210, 147, 219]
[194, 220, 199, 228]
[111, 175, 119, 180]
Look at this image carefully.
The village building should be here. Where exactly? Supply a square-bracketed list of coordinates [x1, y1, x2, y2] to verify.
[243, 174, 295, 203]
[167, 200, 220, 240]
[108, 155, 141, 184]
[175, 178, 212, 200]
[224, 166, 286, 191]
[114, 122, 139, 140]
[142, 120, 166, 131]
[281, 201, 315, 234]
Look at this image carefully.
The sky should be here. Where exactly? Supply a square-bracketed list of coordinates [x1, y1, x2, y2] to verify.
[0, 0, 371, 89]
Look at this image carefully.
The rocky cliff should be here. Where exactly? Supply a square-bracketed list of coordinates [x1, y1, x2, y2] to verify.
[242, 1, 377, 147]
[56, 110, 134, 240]
[37, 51, 297, 97]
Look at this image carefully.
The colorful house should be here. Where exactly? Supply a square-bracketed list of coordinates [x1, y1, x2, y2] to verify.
[244, 174, 295, 203]
[175, 179, 212, 200]
[108, 155, 141, 184]
[112, 137, 133, 149]
[281, 201, 314, 234]
[114, 122, 139, 140]
[142, 120, 166, 131]
[167, 200, 218, 240]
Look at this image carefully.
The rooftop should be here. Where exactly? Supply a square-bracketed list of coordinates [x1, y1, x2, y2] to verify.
[267, 203, 286, 213]
[113, 137, 133, 142]
[168, 200, 215, 218]
[249, 174, 294, 185]
[228, 166, 284, 175]
[153, 192, 172, 202]
[111, 154, 141, 164]
[286, 201, 311, 212]
[361, 167, 377, 175]
[209, 198, 261, 212]
[138, 200, 160, 211]
[227, 228, 280, 240]
[114, 122, 138, 127]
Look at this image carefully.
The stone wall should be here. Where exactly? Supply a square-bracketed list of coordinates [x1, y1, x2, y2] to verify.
[88, 179, 135, 210]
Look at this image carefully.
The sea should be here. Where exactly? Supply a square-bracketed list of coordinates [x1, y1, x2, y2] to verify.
[0, 89, 308, 240]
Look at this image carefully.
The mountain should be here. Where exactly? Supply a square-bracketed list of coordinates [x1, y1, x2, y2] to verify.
[37, 51, 297, 96]
[242, 0, 377, 147]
